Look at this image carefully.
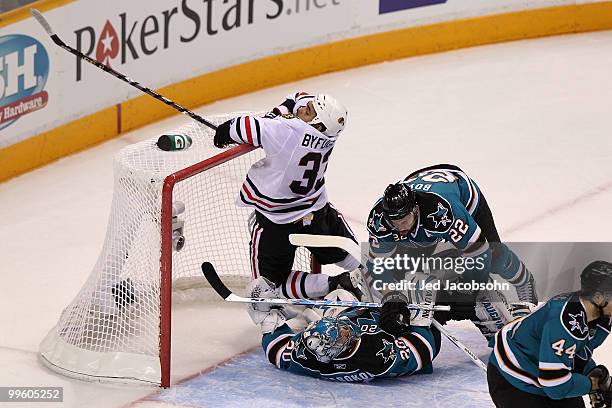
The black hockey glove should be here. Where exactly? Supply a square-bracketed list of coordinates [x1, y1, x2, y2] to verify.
[213, 119, 235, 148]
[434, 289, 477, 325]
[590, 365, 612, 408]
[379, 291, 411, 337]
[279, 98, 296, 113]
[263, 110, 279, 119]
[590, 392, 611, 408]
[328, 272, 363, 301]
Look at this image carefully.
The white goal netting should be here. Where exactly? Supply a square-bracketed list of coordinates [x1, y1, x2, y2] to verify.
[39, 112, 314, 386]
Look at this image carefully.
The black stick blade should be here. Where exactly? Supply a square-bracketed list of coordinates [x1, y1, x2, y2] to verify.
[201, 262, 232, 300]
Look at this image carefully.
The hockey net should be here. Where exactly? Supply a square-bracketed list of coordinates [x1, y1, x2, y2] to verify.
[39, 112, 316, 387]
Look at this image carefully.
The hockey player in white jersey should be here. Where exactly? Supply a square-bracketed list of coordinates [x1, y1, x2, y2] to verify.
[214, 92, 363, 300]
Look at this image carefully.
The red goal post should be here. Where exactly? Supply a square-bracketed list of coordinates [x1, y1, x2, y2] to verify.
[159, 144, 257, 387]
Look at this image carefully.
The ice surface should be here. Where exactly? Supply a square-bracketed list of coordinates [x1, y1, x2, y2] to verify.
[1, 30, 611, 407]
[148, 322, 491, 408]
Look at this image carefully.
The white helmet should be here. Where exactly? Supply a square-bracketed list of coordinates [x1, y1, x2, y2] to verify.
[308, 94, 348, 137]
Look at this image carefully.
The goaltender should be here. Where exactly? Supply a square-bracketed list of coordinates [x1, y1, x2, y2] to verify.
[246, 277, 444, 382]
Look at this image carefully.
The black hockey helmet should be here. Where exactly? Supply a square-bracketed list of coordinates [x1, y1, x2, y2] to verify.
[581, 260, 612, 297]
[381, 183, 416, 220]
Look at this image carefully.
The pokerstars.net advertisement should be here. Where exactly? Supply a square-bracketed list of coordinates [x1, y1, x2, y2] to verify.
[0, 0, 352, 147]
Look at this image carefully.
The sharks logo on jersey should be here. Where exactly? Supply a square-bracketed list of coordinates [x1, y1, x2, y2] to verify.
[419, 193, 454, 233]
[368, 210, 388, 234]
[427, 203, 452, 229]
[567, 311, 588, 336]
[376, 339, 396, 363]
[561, 298, 590, 340]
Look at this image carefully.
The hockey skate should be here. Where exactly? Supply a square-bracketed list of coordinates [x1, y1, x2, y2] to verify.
[515, 273, 538, 304]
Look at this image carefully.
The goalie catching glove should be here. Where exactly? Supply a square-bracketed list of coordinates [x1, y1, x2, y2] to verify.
[246, 277, 297, 334]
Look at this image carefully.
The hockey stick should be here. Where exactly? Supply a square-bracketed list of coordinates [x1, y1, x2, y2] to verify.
[30, 9, 217, 131]
[201, 262, 450, 312]
[289, 233, 488, 372]
[431, 320, 488, 372]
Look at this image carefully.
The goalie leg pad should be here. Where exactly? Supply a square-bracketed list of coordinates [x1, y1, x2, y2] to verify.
[246, 277, 295, 334]
[403, 273, 438, 327]
[473, 289, 512, 342]
[251, 309, 288, 334]
[245, 276, 279, 310]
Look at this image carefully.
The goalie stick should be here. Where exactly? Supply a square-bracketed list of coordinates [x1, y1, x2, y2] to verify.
[431, 320, 487, 372]
[200, 262, 450, 312]
[289, 234, 362, 265]
[288, 233, 488, 372]
[30, 9, 217, 131]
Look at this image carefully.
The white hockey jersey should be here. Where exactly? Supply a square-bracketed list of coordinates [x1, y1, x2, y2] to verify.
[227, 110, 337, 224]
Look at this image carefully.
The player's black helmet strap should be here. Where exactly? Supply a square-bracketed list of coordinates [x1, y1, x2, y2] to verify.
[381, 183, 416, 220]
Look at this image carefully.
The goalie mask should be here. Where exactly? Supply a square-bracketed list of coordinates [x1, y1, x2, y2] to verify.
[302, 317, 358, 362]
